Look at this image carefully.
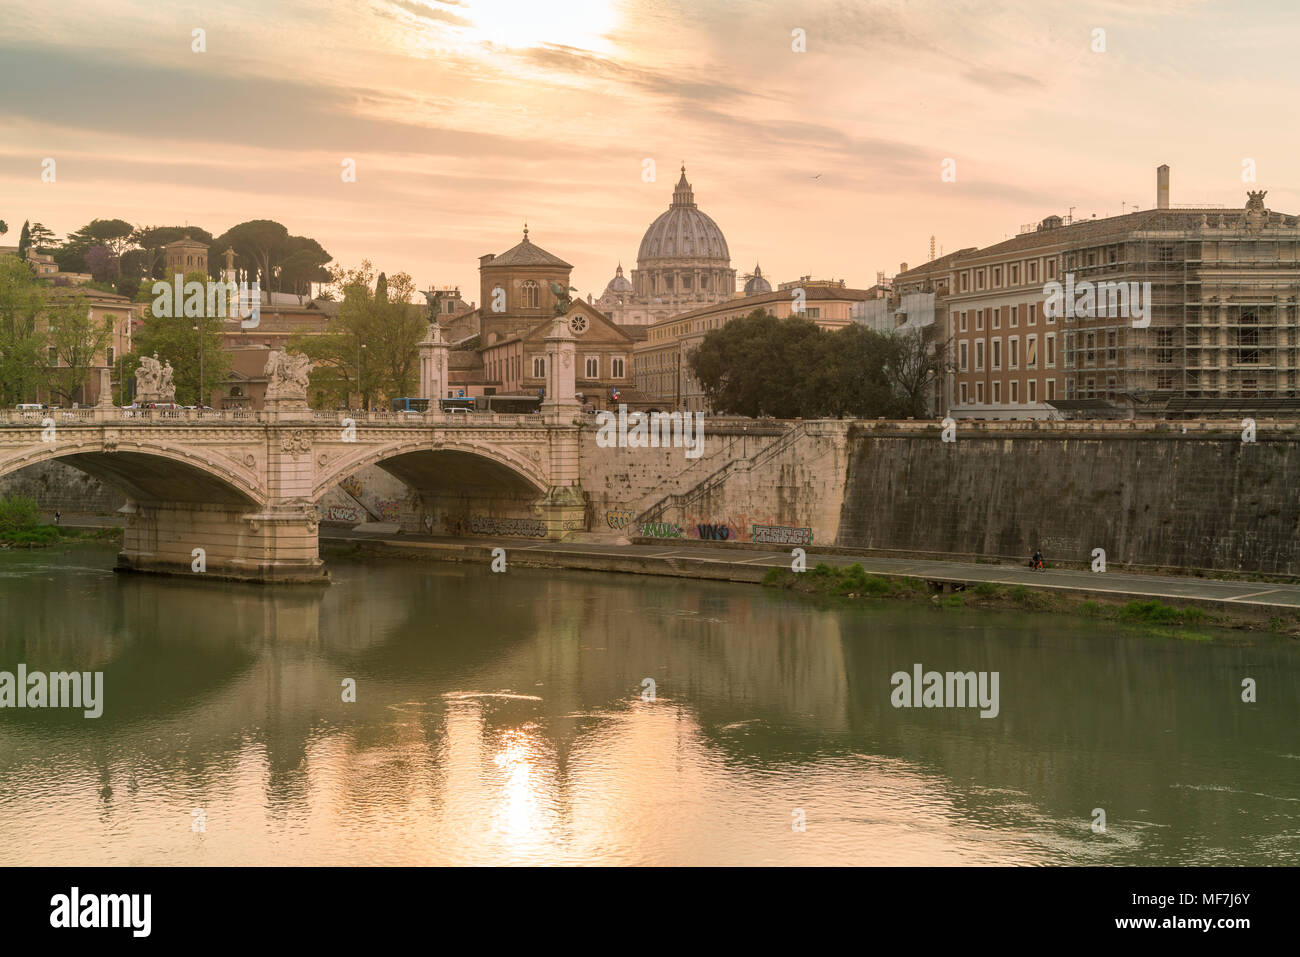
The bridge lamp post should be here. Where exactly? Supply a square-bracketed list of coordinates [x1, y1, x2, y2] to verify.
[356, 340, 367, 411]
[191, 318, 206, 408]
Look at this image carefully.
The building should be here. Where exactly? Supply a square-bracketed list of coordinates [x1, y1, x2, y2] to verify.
[634, 279, 879, 411]
[446, 229, 649, 407]
[37, 286, 135, 406]
[922, 166, 1300, 419]
[594, 166, 738, 325]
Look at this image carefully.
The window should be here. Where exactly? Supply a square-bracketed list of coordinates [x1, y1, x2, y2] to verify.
[1028, 302, 1037, 326]
[976, 309, 984, 332]
[1085, 332, 1096, 364]
[1157, 244, 1174, 263]
[1028, 262, 1038, 283]
[993, 267, 1002, 287]
[992, 338, 1001, 370]
[521, 281, 540, 309]
[977, 271, 985, 290]
[960, 311, 968, 333]
[1156, 328, 1176, 365]
[1047, 379, 1056, 401]
[959, 341, 968, 371]
[804, 307, 820, 318]
[1010, 337, 1019, 369]
[993, 308, 1001, 330]
[1156, 374, 1173, 390]
[977, 381, 985, 403]
[107, 347, 114, 368]
[1107, 331, 1117, 363]
[1010, 264, 1019, 285]
[584, 356, 599, 378]
[961, 272, 969, 292]
[1047, 334, 1056, 366]
[532, 356, 546, 377]
[976, 340, 985, 371]
[1028, 379, 1037, 403]
[1010, 380, 1019, 403]
[993, 381, 1001, 403]
[611, 357, 625, 378]
[960, 382, 969, 403]
[1047, 259, 1057, 280]
[1026, 335, 1037, 368]
[1010, 304, 1018, 328]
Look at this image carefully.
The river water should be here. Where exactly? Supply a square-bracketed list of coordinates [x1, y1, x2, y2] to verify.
[0, 545, 1296, 866]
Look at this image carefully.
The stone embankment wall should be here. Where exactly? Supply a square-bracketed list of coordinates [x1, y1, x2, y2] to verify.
[0, 460, 126, 514]
[836, 419, 1300, 575]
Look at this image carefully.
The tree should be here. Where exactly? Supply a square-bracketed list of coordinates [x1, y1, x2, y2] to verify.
[212, 220, 289, 292]
[133, 270, 230, 405]
[0, 254, 46, 404]
[57, 219, 133, 278]
[16, 221, 31, 259]
[885, 325, 948, 418]
[279, 242, 332, 300]
[84, 244, 121, 283]
[689, 309, 900, 417]
[27, 223, 58, 252]
[42, 291, 114, 406]
[0, 221, 7, 237]
[290, 262, 420, 408]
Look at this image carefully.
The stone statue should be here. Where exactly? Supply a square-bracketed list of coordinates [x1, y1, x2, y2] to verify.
[133, 353, 175, 402]
[264, 348, 312, 400]
[422, 289, 443, 323]
[550, 281, 578, 317]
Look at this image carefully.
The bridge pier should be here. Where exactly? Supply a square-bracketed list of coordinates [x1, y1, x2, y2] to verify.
[115, 500, 328, 584]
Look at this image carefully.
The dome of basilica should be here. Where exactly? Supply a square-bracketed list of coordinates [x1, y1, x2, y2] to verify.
[743, 263, 771, 296]
[602, 263, 634, 298]
[636, 167, 731, 264]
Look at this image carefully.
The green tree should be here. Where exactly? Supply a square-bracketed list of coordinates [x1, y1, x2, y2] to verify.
[42, 291, 114, 406]
[133, 270, 230, 405]
[0, 254, 47, 404]
[0, 221, 7, 237]
[27, 223, 58, 252]
[16, 221, 31, 259]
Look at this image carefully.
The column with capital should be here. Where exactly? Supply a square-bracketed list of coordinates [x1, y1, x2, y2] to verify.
[418, 321, 449, 409]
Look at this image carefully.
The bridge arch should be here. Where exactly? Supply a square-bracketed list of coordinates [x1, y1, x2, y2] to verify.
[0, 438, 266, 507]
[315, 438, 549, 502]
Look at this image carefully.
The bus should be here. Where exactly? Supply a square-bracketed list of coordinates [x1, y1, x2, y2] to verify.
[438, 397, 477, 413]
[480, 394, 542, 414]
[391, 397, 430, 413]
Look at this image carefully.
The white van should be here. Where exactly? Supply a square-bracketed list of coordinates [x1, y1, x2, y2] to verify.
[14, 403, 44, 411]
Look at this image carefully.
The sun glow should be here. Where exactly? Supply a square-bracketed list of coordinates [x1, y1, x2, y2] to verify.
[459, 0, 620, 53]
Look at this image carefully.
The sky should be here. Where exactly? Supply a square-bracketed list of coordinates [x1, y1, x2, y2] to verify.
[2, 0, 1299, 303]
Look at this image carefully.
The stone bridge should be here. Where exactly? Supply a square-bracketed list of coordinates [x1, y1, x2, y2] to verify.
[0, 405, 584, 582]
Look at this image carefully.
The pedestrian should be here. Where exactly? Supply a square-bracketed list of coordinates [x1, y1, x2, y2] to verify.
[55, 510, 61, 526]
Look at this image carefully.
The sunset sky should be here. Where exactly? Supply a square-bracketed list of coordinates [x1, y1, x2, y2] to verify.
[3, 0, 1298, 302]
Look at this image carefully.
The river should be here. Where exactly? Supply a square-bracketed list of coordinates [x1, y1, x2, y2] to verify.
[0, 545, 1296, 865]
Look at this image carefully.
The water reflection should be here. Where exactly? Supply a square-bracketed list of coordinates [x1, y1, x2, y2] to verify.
[0, 545, 1296, 865]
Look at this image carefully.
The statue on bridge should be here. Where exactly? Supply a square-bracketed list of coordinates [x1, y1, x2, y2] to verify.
[264, 349, 312, 402]
[134, 353, 176, 404]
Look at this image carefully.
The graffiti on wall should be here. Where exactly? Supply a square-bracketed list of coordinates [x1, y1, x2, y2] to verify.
[751, 524, 814, 546]
[319, 504, 362, 523]
[605, 508, 635, 530]
[694, 523, 732, 541]
[442, 515, 548, 538]
[339, 475, 364, 499]
[376, 500, 401, 522]
[641, 522, 682, 538]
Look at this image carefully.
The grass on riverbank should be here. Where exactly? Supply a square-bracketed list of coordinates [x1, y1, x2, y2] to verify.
[761, 562, 1284, 638]
[0, 524, 121, 548]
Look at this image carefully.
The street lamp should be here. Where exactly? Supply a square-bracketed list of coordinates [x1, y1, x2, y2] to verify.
[191, 317, 206, 408]
[355, 340, 367, 411]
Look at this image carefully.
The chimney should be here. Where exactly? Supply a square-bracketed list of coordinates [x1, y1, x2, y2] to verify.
[1157, 164, 1170, 210]
[899, 262, 908, 273]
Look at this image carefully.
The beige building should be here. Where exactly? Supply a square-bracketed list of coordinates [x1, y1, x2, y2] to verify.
[37, 286, 135, 406]
[913, 167, 1300, 419]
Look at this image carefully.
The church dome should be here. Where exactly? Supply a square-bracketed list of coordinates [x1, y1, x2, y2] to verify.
[636, 167, 730, 264]
[743, 263, 771, 295]
[603, 263, 634, 297]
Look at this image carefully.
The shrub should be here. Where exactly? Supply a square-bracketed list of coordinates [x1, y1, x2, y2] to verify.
[0, 495, 40, 532]
[973, 582, 999, 598]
